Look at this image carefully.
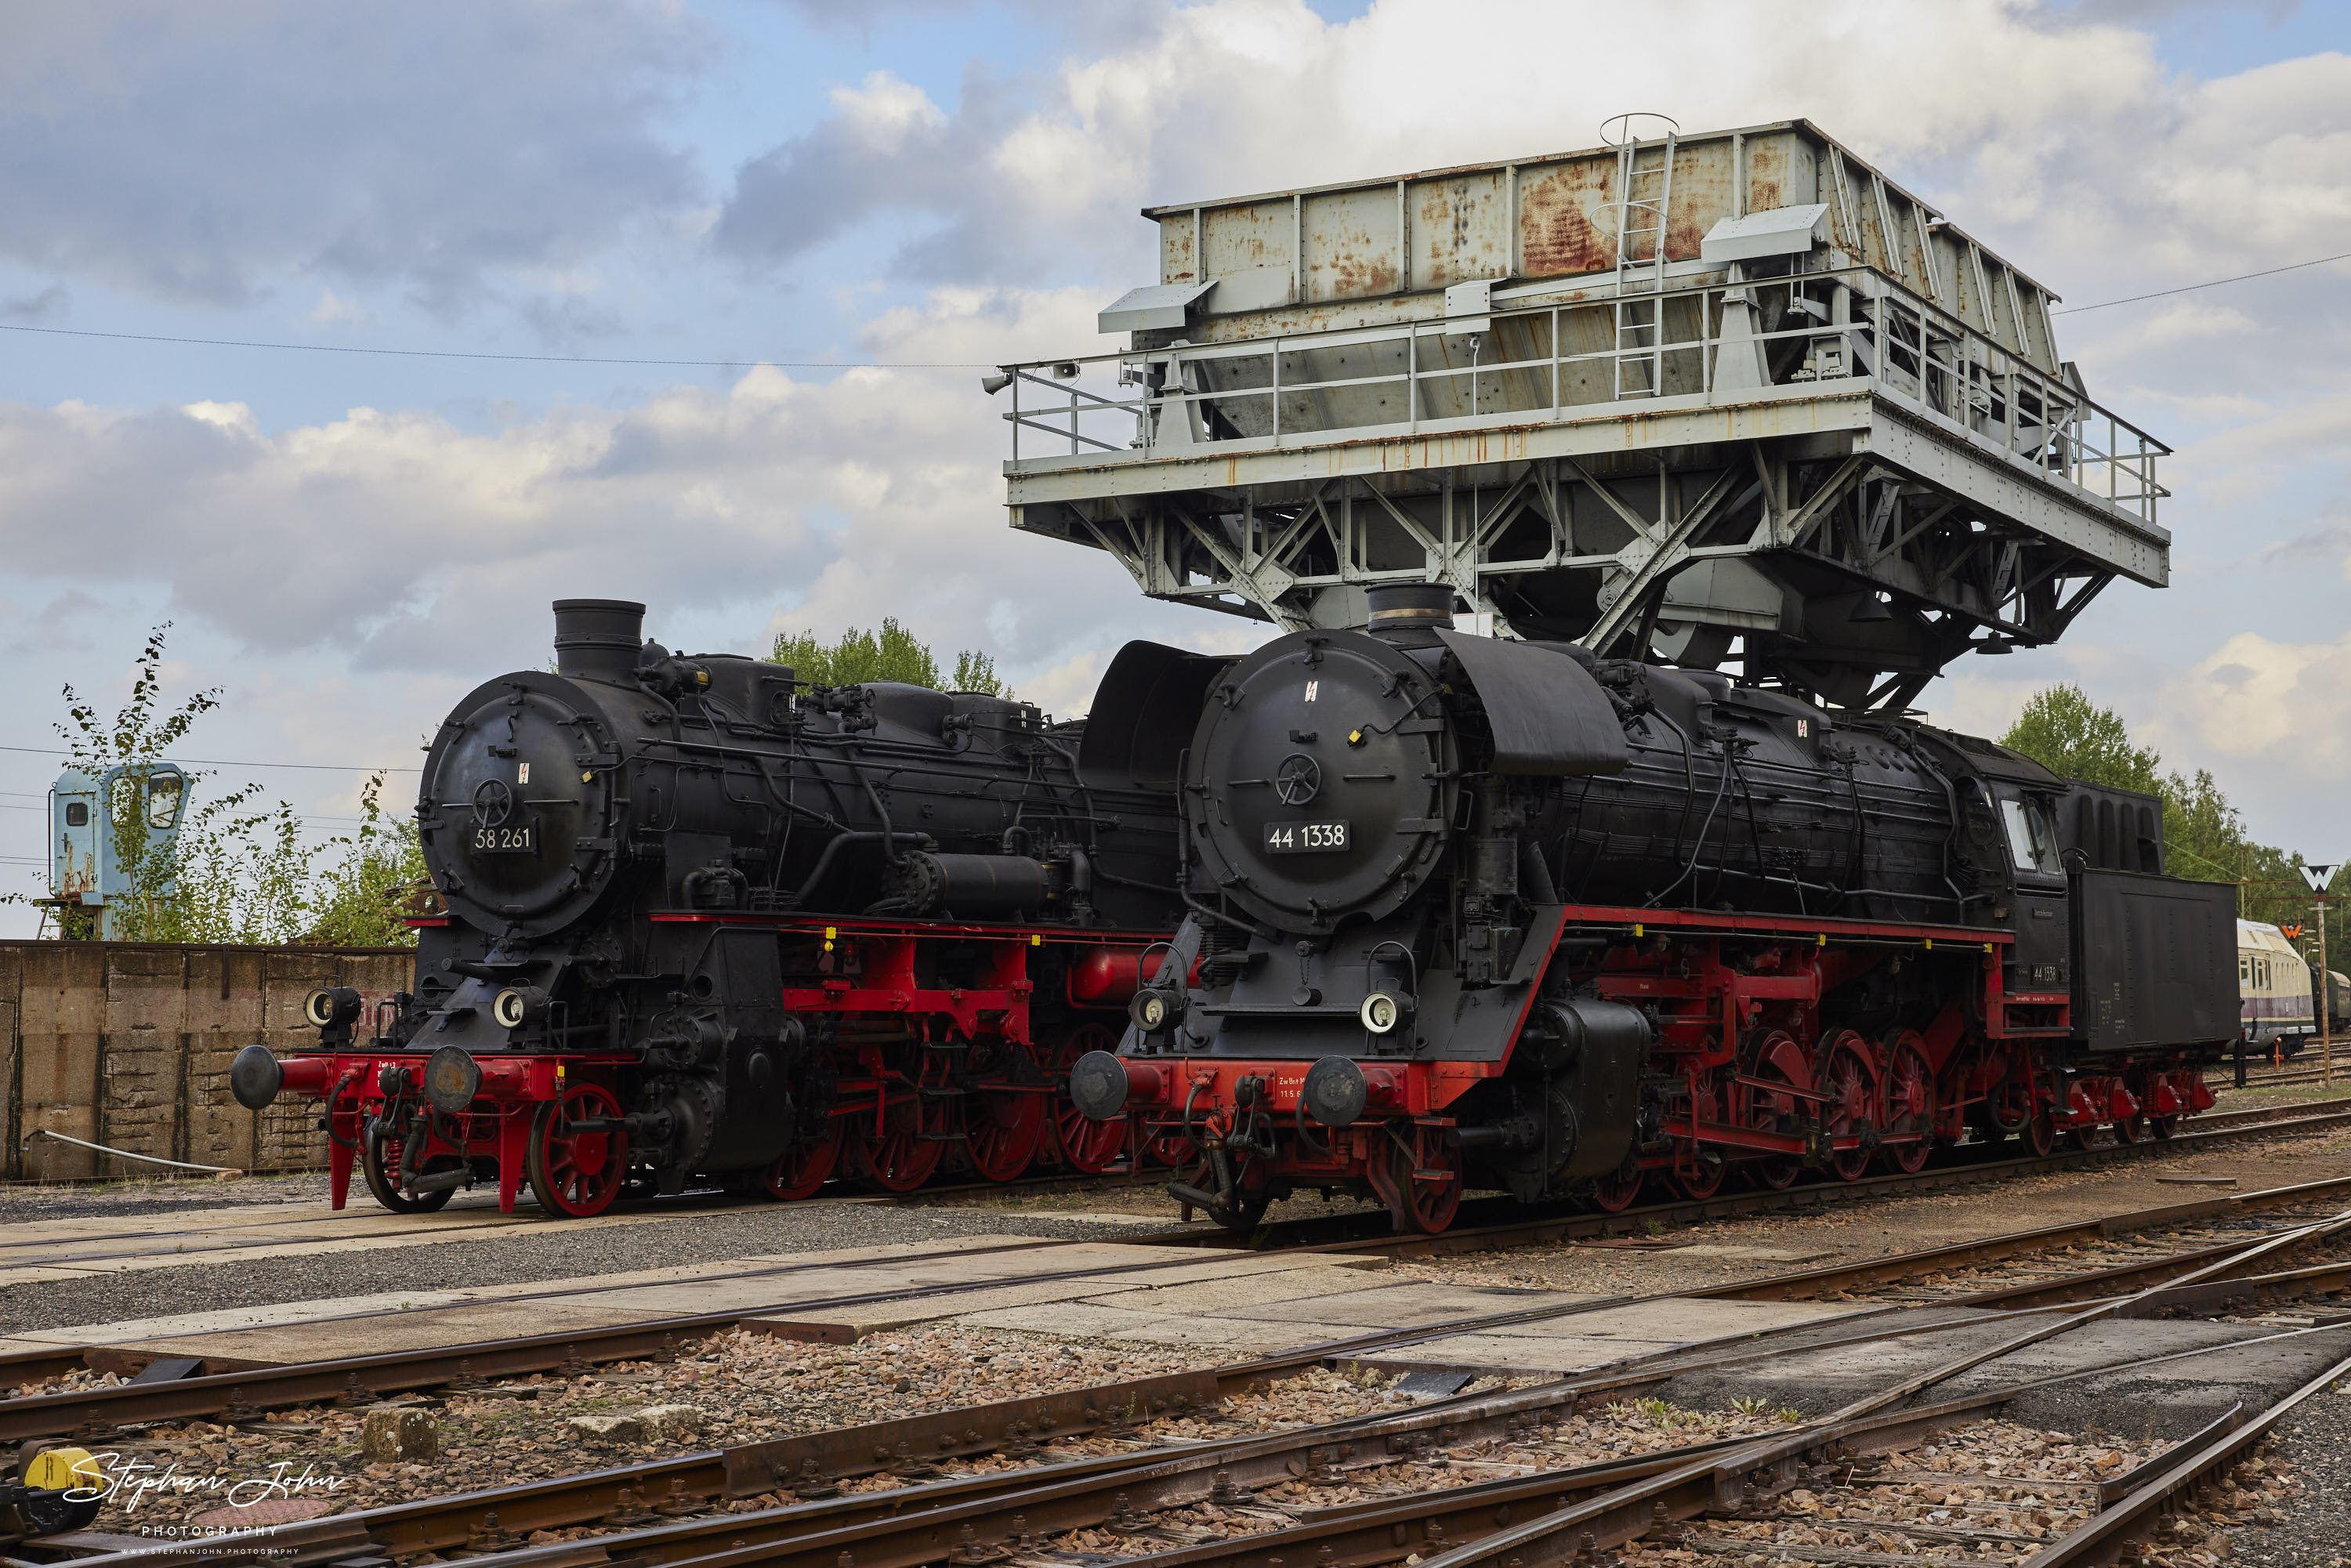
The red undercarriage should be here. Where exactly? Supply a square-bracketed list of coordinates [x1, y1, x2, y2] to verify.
[270, 917, 1162, 1217]
[1118, 904, 2219, 1232]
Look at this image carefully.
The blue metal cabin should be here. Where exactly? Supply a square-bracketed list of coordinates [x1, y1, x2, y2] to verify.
[45, 763, 190, 939]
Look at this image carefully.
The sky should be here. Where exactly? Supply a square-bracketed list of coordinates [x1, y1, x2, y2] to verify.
[0, 0, 2346, 927]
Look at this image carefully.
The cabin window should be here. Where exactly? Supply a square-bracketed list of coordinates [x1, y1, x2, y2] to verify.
[2000, 795, 2062, 875]
[63, 802, 89, 827]
[2241, 957, 2251, 983]
[147, 773, 183, 829]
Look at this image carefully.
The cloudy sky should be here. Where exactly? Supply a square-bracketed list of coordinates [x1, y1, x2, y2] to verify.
[0, 0, 2346, 923]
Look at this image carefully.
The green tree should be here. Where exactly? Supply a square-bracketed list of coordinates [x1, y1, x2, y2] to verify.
[301, 775, 429, 947]
[1999, 683, 2164, 795]
[770, 617, 1011, 697]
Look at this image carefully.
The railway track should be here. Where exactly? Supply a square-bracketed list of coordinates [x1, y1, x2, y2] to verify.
[9, 1095, 2351, 1437]
[38, 1212, 2351, 1568]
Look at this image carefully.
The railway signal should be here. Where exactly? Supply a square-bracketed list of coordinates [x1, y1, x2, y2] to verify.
[2306, 863, 2335, 1087]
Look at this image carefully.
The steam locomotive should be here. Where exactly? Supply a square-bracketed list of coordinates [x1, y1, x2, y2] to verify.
[1068, 585, 2237, 1233]
[233, 600, 1184, 1216]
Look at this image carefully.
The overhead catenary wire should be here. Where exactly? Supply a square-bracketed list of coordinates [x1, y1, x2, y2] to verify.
[2052, 249, 2351, 314]
[0, 321, 989, 371]
[0, 743, 418, 773]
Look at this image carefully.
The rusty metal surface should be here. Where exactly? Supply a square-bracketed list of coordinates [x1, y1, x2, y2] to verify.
[1142, 121, 2057, 375]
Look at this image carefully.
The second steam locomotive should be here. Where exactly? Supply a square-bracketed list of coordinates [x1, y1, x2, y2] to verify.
[234, 599, 1183, 1215]
[1068, 585, 2237, 1232]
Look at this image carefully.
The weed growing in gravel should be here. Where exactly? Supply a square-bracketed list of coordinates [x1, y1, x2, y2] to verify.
[1730, 1396, 1771, 1416]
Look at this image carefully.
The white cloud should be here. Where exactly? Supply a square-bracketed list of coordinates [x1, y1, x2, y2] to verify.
[0, 2, 704, 306]
[2164, 630, 2351, 767]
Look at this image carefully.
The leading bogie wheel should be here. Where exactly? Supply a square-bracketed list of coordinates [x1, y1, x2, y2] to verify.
[1389, 1138, 1462, 1234]
[362, 1121, 458, 1215]
[527, 1084, 629, 1218]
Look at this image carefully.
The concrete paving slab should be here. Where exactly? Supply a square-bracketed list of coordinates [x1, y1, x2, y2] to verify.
[1353, 1332, 1685, 1374]
[4, 1291, 486, 1348]
[1487, 1299, 1853, 1340]
[953, 1301, 1185, 1341]
[1103, 1316, 1375, 1353]
[1211, 1283, 1605, 1329]
[1078, 1266, 1405, 1316]
[1646, 1313, 2339, 1442]
[114, 1299, 672, 1362]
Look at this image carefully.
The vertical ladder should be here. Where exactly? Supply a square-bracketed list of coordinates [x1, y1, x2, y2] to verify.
[1613, 132, 1676, 399]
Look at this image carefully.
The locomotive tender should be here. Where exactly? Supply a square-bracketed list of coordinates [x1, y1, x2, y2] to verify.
[1069, 585, 2238, 1233]
[232, 600, 1185, 1216]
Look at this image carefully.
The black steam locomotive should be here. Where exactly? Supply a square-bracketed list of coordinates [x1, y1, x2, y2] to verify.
[235, 600, 1184, 1215]
[1069, 585, 2237, 1232]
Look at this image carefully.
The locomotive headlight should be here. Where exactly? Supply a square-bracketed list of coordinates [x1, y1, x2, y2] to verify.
[1360, 990, 1412, 1035]
[492, 987, 548, 1030]
[1129, 987, 1182, 1034]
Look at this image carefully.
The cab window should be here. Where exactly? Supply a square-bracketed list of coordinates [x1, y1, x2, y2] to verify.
[147, 774, 183, 829]
[2000, 794, 2062, 875]
[63, 801, 89, 827]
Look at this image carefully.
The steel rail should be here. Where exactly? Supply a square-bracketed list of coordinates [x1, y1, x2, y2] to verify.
[2022, 1348, 2351, 1566]
[11, 1101, 2349, 1439]
[1239, 1100, 2351, 1262]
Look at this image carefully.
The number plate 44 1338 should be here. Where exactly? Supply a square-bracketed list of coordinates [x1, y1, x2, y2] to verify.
[1264, 820, 1349, 853]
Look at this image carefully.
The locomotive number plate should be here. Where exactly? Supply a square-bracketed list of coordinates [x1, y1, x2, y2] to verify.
[1264, 820, 1349, 853]
[473, 824, 538, 854]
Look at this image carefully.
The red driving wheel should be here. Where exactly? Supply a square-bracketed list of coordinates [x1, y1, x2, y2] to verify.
[1882, 1031, 1936, 1175]
[964, 1039, 1047, 1182]
[527, 1084, 628, 1218]
[1817, 1030, 1878, 1181]
[853, 1088, 946, 1192]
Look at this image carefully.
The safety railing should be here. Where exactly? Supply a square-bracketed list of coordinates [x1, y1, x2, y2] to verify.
[995, 263, 2168, 527]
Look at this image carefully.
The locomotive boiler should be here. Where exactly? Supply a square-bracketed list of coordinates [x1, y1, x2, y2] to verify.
[234, 600, 1185, 1216]
[1069, 585, 2237, 1232]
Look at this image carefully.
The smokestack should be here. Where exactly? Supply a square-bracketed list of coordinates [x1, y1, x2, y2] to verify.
[1365, 584, 1458, 643]
[552, 599, 646, 683]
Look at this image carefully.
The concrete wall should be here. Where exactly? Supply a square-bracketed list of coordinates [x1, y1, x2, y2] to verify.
[0, 941, 415, 1182]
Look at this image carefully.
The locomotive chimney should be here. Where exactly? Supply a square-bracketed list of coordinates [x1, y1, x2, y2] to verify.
[1364, 584, 1458, 646]
[552, 599, 647, 683]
